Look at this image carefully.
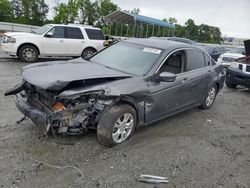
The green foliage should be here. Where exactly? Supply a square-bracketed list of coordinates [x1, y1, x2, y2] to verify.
[0, 0, 12, 22]
[53, 0, 78, 24]
[10, 0, 49, 26]
[173, 18, 223, 44]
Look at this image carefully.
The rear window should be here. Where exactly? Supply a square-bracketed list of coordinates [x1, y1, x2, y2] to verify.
[85, 29, 104, 40]
[65, 27, 83, 39]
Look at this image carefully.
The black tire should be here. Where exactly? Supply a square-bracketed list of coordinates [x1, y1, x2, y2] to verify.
[225, 80, 237, 89]
[97, 104, 137, 147]
[81, 48, 96, 59]
[200, 84, 218, 109]
[18, 44, 39, 63]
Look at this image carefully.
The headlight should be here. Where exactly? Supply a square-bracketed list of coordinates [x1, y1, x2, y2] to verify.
[3, 36, 16, 43]
[229, 62, 238, 69]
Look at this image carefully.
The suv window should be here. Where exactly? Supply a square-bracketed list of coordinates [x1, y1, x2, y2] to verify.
[159, 50, 186, 74]
[85, 29, 104, 40]
[186, 49, 206, 71]
[65, 27, 83, 39]
[48, 26, 64, 38]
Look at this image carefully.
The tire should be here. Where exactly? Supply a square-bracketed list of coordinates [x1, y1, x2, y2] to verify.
[225, 80, 237, 89]
[199, 84, 218, 109]
[18, 44, 39, 63]
[97, 104, 137, 147]
[81, 48, 96, 59]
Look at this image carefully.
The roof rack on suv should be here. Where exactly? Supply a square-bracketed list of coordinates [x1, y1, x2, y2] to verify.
[67, 23, 93, 28]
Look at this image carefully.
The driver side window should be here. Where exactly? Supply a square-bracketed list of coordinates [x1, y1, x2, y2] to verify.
[47, 26, 64, 38]
[159, 50, 186, 74]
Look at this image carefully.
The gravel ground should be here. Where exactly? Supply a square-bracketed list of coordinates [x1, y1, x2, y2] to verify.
[0, 53, 249, 188]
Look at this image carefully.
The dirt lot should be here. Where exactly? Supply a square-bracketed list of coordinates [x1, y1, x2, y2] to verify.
[0, 52, 249, 188]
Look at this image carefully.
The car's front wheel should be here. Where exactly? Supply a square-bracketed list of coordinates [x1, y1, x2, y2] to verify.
[18, 45, 39, 63]
[97, 104, 137, 147]
[200, 84, 218, 109]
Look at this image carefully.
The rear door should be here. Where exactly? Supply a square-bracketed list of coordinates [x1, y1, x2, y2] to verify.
[64, 27, 85, 56]
[182, 49, 212, 105]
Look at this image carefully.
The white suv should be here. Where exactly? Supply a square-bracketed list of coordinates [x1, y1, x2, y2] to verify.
[1, 24, 105, 62]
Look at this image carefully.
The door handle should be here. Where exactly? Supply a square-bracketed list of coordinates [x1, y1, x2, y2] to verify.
[208, 70, 212, 73]
[182, 77, 188, 83]
[59, 40, 64, 42]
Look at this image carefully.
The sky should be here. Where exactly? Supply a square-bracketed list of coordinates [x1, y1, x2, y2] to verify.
[45, 0, 250, 38]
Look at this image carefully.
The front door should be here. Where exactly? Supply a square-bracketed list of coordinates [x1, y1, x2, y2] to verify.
[41, 26, 66, 56]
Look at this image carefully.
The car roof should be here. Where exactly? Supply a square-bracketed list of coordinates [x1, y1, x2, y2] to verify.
[125, 38, 199, 51]
[49, 24, 101, 30]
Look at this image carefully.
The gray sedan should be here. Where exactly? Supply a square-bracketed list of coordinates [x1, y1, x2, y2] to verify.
[5, 38, 225, 147]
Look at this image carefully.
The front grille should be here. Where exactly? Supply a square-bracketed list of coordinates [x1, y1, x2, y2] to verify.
[223, 57, 235, 62]
[239, 64, 243, 70]
[246, 65, 250, 72]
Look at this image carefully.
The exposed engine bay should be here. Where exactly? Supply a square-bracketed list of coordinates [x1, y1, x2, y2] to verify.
[9, 79, 119, 135]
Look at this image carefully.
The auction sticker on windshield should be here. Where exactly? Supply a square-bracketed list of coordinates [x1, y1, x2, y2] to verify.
[143, 48, 162, 54]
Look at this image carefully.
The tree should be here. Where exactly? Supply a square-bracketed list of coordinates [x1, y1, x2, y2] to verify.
[168, 17, 177, 24]
[0, 0, 12, 22]
[11, 0, 49, 25]
[130, 8, 140, 14]
[78, 0, 99, 25]
[98, 0, 118, 17]
[184, 19, 199, 40]
[53, 0, 78, 24]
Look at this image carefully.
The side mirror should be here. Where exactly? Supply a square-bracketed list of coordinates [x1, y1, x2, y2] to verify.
[157, 72, 176, 82]
[45, 32, 53, 38]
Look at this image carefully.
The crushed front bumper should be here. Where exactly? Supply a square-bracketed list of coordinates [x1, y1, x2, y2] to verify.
[15, 93, 50, 133]
[226, 67, 250, 88]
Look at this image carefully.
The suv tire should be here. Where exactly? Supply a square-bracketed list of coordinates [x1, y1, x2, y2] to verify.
[18, 44, 39, 63]
[81, 48, 96, 59]
[225, 80, 237, 89]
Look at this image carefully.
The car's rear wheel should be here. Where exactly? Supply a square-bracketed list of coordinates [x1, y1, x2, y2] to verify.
[18, 45, 38, 63]
[97, 104, 137, 147]
[200, 84, 218, 109]
[225, 80, 237, 89]
[81, 48, 96, 59]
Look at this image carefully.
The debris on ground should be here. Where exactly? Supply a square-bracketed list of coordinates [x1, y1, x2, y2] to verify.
[137, 174, 169, 184]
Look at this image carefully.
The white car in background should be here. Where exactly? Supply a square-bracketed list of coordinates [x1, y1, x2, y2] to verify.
[1, 24, 105, 62]
[217, 47, 246, 67]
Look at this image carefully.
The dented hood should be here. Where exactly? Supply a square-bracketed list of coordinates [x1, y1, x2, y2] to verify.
[22, 60, 131, 91]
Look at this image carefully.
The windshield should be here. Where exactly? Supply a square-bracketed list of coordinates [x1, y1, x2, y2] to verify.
[34, 24, 52, 35]
[229, 48, 245, 54]
[90, 42, 162, 76]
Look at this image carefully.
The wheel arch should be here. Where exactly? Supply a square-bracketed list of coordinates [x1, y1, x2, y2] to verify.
[82, 46, 97, 54]
[17, 43, 40, 56]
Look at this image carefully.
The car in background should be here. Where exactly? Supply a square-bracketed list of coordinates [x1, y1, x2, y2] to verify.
[201, 45, 227, 61]
[1, 24, 105, 63]
[150, 37, 197, 45]
[5, 38, 225, 147]
[225, 40, 250, 89]
[217, 47, 246, 67]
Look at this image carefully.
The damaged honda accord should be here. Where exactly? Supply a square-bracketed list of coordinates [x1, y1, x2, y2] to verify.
[5, 38, 225, 147]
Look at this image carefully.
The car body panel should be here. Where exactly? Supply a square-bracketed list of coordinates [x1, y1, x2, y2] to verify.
[5, 39, 225, 136]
